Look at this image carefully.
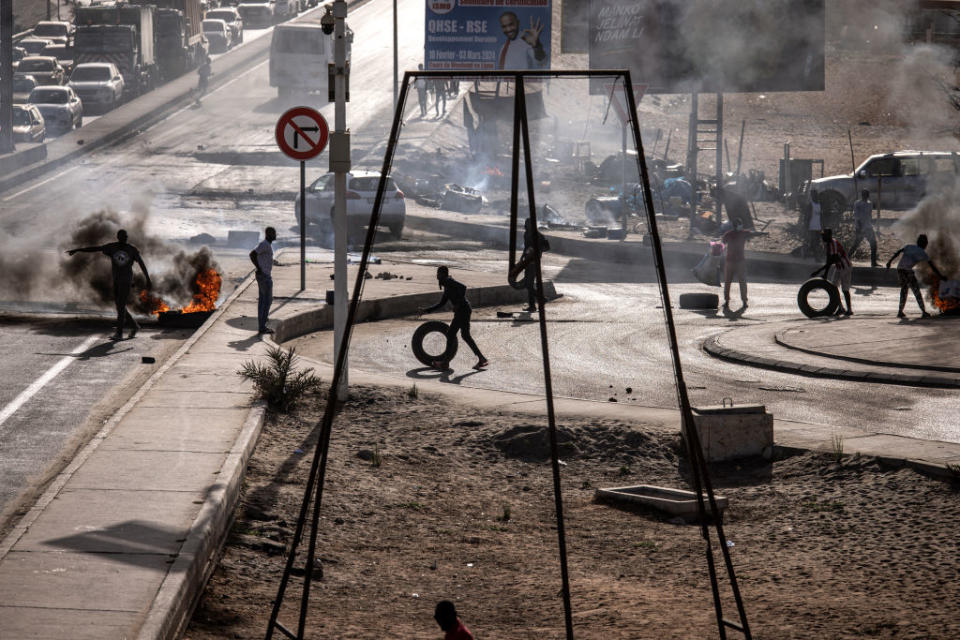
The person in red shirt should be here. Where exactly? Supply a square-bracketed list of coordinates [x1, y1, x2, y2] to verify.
[434, 600, 475, 640]
[721, 220, 754, 309]
[817, 228, 854, 315]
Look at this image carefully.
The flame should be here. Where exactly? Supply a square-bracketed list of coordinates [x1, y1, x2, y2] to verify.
[183, 269, 222, 313]
[140, 289, 170, 314]
[140, 268, 221, 316]
[931, 276, 960, 313]
[485, 166, 504, 177]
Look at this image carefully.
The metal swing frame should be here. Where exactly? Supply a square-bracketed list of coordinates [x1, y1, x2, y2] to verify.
[264, 69, 751, 640]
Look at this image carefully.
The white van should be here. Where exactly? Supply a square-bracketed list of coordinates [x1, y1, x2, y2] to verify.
[269, 19, 352, 100]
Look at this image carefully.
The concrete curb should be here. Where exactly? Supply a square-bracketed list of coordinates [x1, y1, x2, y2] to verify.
[702, 333, 960, 389]
[137, 404, 265, 640]
[273, 281, 557, 343]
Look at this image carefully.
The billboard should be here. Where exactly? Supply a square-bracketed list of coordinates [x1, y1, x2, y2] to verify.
[588, 0, 825, 94]
[424, 0, 552, 70]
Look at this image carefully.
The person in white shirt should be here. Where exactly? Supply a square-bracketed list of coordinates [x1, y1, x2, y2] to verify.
[496, 12, 546, 70]
[249, 226, 276, 334]
[886, 234, 944, 319]
[851, 189, 878, 267]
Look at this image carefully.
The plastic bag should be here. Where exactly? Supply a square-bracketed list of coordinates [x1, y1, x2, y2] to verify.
[692, 245, 724, 287]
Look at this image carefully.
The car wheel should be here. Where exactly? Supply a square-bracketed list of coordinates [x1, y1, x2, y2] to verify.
[388, 223, 404, 239]
[76, 116, 83, 128]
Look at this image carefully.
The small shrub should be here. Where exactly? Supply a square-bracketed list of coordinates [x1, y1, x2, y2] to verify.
[238, 346, 323, 412]
[497, 505, 511, 522]
[371, 444, 382, 468]
[407, 383, 419, 399]
[618, 465, 631, 477]
[830, 434, 844, 462]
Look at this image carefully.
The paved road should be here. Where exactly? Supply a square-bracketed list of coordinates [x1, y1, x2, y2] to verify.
[289, 250, 960, 445]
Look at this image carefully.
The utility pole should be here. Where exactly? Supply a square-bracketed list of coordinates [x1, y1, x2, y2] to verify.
[331, 0, 349, 397]
[0, 0, 12, 154]
[392, 0, 397, 108]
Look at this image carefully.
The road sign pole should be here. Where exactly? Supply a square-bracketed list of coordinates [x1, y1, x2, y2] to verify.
[300, 160, 306, 291]
[332, 0, 349, 397]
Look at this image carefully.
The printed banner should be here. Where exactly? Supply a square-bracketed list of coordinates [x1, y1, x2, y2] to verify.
[424, 0, 552, 70]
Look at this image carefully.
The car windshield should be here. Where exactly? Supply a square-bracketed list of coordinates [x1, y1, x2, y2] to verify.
[349, 177, 395, 192]
[71, 66, 110, 81]
[43, 45, 70, 58]
[18, 59, 53, 72]
[207, 11, 235, 22]
[30, 89, 68, 104]
[13, 109, 31, 126]
[21, 41, 50, 54]
[14, 77, 36, 91]
[203, 20, 224, 32]
[33, 23, 67, 37]
[274, 28, 323, 54]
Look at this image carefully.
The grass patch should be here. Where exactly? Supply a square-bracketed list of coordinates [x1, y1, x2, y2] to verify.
[831, 434, 844, 462]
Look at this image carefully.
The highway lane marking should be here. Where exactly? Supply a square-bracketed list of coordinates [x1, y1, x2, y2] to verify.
[2, 165, 81, 201]
[0, 335, 99, 430]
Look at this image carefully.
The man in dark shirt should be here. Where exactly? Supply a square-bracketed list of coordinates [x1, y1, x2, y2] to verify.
[420, 266, 488, 370]
[522, 216, 550, 312]
[434, 600, 475, 640]
[67, 229, 152, 340]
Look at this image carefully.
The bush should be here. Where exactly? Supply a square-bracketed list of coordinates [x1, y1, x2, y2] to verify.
[238, 346, 323, 412]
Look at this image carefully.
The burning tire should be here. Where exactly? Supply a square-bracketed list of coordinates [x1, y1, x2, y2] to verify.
[411, 320, 458, 366]
[678, 292, 719, 309]
[797, 278, 841, 318]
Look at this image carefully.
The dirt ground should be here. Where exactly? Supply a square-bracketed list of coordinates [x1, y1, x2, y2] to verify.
[184, 385, 960, 640]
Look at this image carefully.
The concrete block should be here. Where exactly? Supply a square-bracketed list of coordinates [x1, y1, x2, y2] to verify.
[690, 403, 773, 461]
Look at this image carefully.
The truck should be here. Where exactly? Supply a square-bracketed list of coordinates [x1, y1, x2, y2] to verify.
[74, 4, 159, 99]
[269, 19, 352, 99]
[130, 0, 206, 81]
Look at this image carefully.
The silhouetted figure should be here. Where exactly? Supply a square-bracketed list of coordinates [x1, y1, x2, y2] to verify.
[432, 77, 446, 117]
[196, 54, 212, 103]
[434, 600, 474, 640]
[249, 226, 276, 334]
[851, 188, 879, 267]
[721, 219, 754, 310]
[416, 64, 428, 117]
[420, 266, 488, 370]
[522, 216, 550, 312]
[817, 228, 853, 315]
[67, 229, 151, 340]
[887, 234, 943, 319]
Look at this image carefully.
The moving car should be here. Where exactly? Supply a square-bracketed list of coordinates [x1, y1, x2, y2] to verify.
[11, 104, 46, 143]
[28, 85, 83, 134]
[205, 7, 243, 44]
[68, 62, 125, 113]
[202, 18, 232, 53]
[18, 37, 54, 56]
[295, 170, 407, 238]
[32, 21, 75, 46]
[237, 1, 274, 29]
[13, 74, 38, 103]
[16, 56, 65, 85]
[41, 43, 74, 75]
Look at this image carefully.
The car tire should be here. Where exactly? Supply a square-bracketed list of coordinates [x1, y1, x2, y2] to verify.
[76, 116, 83, 128]
[411, 320, 458, 367]
[388, 223, 404, 239]
[797, 278, 841, 318]
[678, 292, 719, 309]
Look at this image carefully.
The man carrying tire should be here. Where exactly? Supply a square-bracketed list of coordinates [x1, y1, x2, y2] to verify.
[419, 266, 488, 370]
[818, 228, 853, 315]
[886, 234, 943, 319]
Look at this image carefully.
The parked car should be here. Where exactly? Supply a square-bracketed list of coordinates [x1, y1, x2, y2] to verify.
[68, 62, 124, 113]
[202, 18, 232, 53]
[31, 21, 74, 46]
[12, 46, 25, 71]
[237, 1, 274, 29]
[13, 74, 38, 103]
[205, 7, 243, 44]
[18, 37, 54, 56]
[16, 56, 65, 85]
[41, 43, 74, 75]
[11, 104, 46, 143]
[28, 85, 83, 134]
[295, 170, 407, 238]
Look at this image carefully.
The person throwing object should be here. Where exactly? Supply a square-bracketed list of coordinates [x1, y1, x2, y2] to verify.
[886, 234, 943, 319]
[420, 266, 488, 370]
[249, 226, 276, 334]
[434, 601, 474, 640]
[67, 229, 151, 340]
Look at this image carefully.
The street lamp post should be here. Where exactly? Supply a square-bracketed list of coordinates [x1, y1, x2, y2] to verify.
[0, 0, 13, 154]
[331, 0, 349, 397]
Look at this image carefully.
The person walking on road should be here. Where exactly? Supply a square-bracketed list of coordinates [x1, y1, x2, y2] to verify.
[804, 189, 823, 260]
[420, 266, 488, 370]
[434, 600, 475, 640]
[721, 219, 754, 310]
[522, 216, 550, 312]
[851, 189, 879, 267]
[817, 228, 853, 315]
[432, 77, 447, 118]
[249, 226, 276, 334]
[886, 234, 944, 319]
[415, 64, 428, 118]
[196, 54, 212, 104]
[67, 229, 151, 340]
